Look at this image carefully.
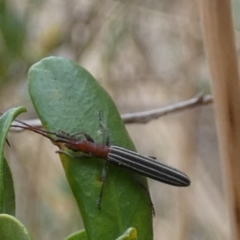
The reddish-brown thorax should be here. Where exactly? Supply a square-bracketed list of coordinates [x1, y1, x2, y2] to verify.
[64, 139, 109, 158]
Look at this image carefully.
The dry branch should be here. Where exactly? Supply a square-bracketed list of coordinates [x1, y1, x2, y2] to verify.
[10, 93, 213, 131]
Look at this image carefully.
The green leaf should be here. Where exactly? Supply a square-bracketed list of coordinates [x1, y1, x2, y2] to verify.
[0, 214, 31, 240]
[64, 229, 88, 240]
[116, 227, 138, 240]
[28, 57, 153, 240]
[0, 107, 27, 215]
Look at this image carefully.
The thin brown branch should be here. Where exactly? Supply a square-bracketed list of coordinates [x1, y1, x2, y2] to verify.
[122, 93, 213, 124]
[10, 93, 213, 131]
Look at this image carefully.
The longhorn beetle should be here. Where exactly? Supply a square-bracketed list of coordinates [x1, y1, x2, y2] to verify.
[10, 113, 190, 212]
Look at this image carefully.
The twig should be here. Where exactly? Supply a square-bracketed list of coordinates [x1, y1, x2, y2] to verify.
[122, 93, 213, 124]
[10, 93, 213, 131]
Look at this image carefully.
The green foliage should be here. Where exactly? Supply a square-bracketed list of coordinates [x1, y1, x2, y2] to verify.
[0, 57, 153, 239]
[0, 107, 32, 239]
[0, 107, 26, 215]
[28, 57, 153, 239]
[0, 214, 31, 240]
[64, 230, 88, 240]
[0, 0, 27, 82]
[115, 228, 138, 240]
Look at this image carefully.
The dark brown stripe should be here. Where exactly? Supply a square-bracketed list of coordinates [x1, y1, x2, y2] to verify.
[108, 146, 190, 186]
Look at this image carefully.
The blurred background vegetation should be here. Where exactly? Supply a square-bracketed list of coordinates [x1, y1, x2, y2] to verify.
[1, 0, 240, 239]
